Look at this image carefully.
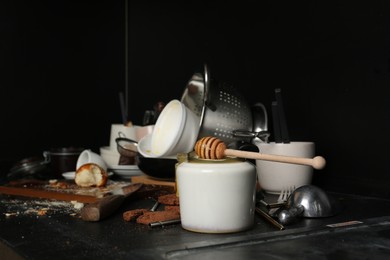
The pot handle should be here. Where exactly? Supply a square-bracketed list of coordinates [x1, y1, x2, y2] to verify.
[42, 151, 51, 165]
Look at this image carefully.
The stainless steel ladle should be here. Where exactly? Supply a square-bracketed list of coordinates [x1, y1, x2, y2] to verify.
[278, 185, 343, 225]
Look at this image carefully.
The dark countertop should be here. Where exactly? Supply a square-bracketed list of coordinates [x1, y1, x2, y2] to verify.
[1, 185, 390, 259]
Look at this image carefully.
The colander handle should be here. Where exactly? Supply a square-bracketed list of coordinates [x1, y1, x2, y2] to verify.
[203, 64, 210, 103]
[233, 130, 270, 140]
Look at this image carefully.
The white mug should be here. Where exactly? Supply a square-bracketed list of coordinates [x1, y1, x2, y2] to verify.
[255, 142, 315, 194]
[109, 124, 138, 151]
[76, 149, 108, 171]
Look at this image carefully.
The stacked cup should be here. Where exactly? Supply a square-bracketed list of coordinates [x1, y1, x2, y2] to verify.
[255, 141, 316, 194]
[100, 124, 154, 167]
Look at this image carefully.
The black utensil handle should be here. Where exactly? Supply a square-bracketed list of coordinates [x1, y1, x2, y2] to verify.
[275, 88, 290, 143]
[272, 101, 282, 143]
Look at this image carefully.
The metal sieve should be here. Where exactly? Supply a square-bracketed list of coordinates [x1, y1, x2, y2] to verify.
[181, 64, 253, 145]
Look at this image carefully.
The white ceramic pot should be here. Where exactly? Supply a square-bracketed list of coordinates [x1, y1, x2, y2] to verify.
[176, 157, 257, 233]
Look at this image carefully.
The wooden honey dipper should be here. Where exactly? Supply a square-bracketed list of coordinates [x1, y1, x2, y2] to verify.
[194, 137, 326, 170]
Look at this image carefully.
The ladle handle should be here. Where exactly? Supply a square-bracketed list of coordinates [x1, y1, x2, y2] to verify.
[224, 149, 326, 170]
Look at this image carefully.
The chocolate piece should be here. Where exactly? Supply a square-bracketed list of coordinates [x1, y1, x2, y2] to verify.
[123, 208, 148, 222]
[158, 193, 179, 206]
[136, 210, 180, 225]
[164, 205, 180, 213]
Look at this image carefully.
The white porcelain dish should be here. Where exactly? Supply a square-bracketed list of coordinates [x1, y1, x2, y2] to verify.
[108, 164, 143, 179]
[138, 134, 176, 159]
[62, 171, 113, 180]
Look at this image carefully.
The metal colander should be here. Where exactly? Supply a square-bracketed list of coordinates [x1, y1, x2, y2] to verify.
[181, 64, 253, 145]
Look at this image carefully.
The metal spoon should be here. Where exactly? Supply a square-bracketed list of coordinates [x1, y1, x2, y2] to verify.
[278, 185, 343, 225]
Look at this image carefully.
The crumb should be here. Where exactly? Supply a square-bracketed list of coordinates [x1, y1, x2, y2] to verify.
[5, 212, 17, 217]
[49, 179, 58, 184]
[71, 201, 84, 210]
[37, 209, 47, 216]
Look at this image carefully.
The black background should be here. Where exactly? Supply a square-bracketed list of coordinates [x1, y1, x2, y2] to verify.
[1, 0, 390, 198]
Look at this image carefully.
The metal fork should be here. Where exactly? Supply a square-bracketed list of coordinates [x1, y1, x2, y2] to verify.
[268, 186, 295, 213]
[277, 186, 295, 203]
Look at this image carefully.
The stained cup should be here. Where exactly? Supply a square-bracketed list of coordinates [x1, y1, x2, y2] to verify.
[255, 142, 315, 194]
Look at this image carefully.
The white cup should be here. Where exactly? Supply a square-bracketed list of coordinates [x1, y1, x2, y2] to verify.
[76, 149, 108, 171]
[109, 124, 138, 151]
[255, 142, 315, 194]
[149, 99, 200, 157]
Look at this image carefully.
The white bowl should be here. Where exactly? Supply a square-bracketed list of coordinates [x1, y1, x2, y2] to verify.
[149, 99, 200, 157]
[255, 141, 315, 194]
[138, 134, 176, 159]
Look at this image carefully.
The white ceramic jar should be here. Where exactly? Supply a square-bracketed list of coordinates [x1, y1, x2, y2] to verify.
[176, 156, 257, 233]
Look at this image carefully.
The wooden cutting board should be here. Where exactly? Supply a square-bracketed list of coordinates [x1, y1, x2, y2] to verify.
[131, 175, 175, 187]
[0, 179, 131, 203]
